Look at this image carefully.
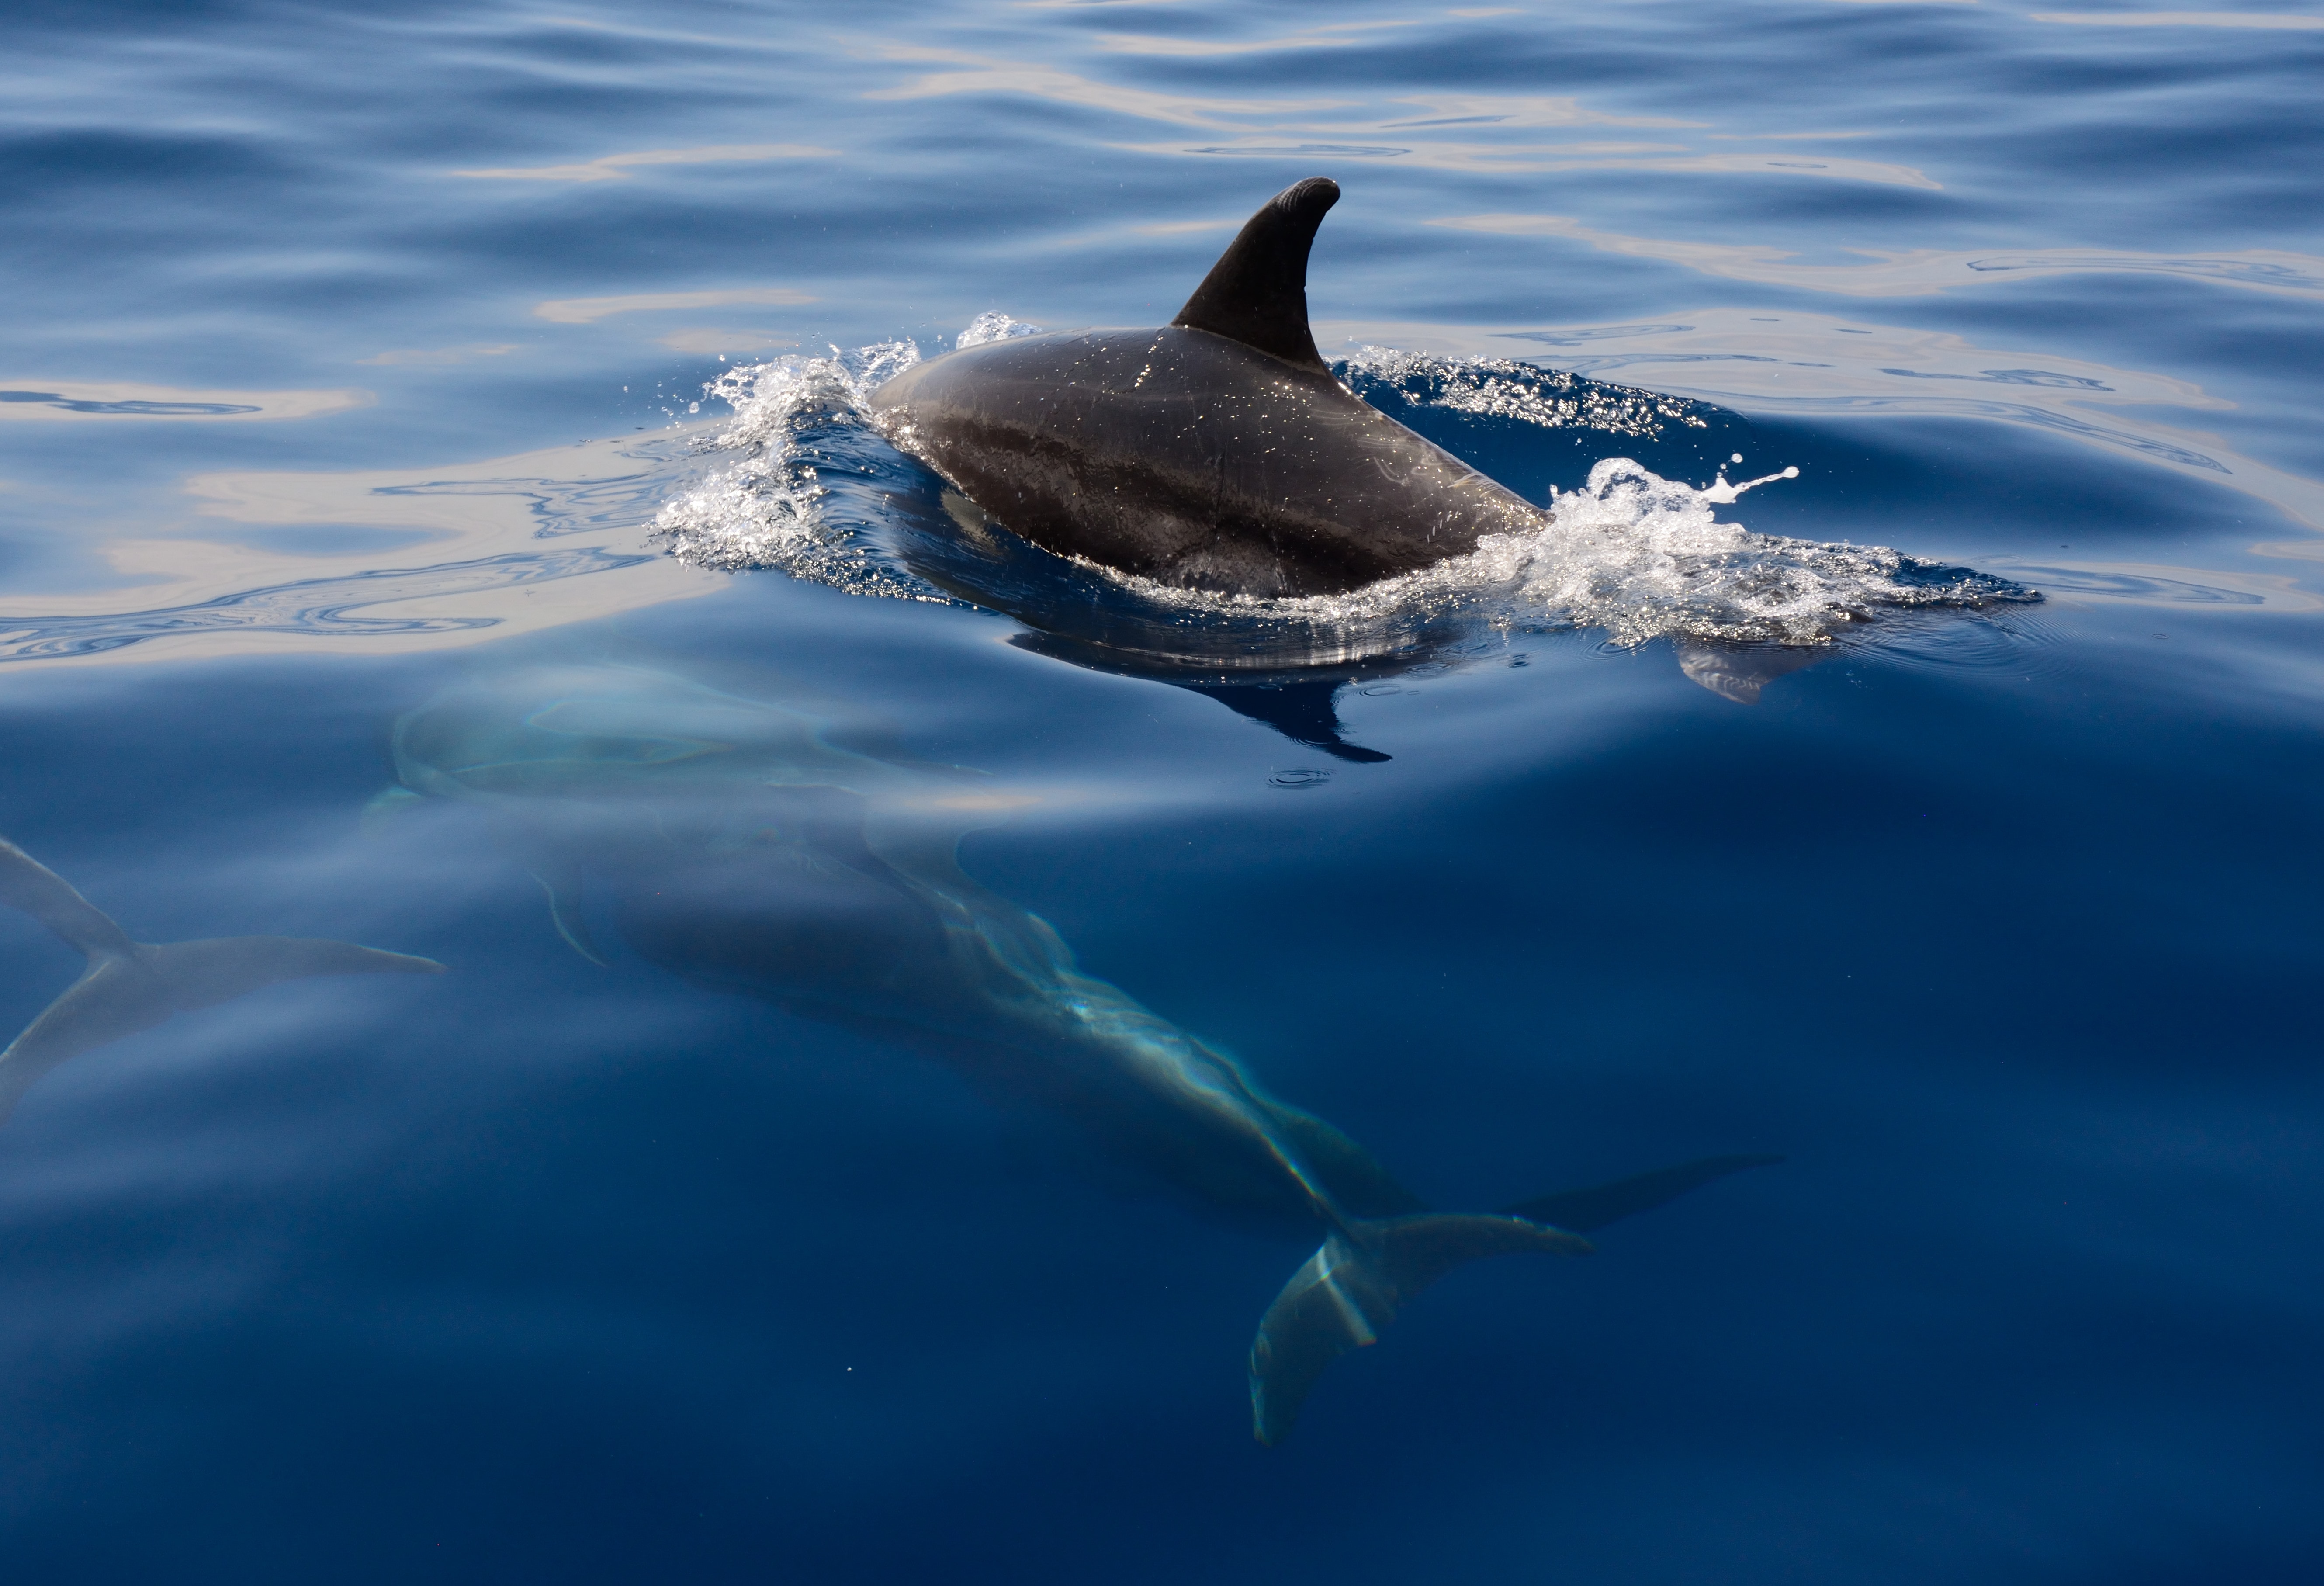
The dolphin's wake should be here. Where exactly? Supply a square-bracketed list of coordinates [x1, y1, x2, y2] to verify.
[650, 333, 2031, 654]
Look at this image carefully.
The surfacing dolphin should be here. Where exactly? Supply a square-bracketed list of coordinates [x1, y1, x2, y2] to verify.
[384, 660, 1775, 1442]
[0, 835, 444, 1125]
[872, 177, 1549, 599]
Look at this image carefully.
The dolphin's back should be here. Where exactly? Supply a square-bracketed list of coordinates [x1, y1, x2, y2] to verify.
[873, 326, 1541, 598]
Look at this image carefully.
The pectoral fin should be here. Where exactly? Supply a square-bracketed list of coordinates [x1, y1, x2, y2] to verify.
[0, 837, 134, 957]
[0, 961, 179, 1118]
[144, 936, 445, 1011]
[529, 868, 607, 966]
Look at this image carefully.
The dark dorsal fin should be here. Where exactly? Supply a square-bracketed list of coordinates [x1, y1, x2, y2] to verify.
[1171, 177, 1339, 375]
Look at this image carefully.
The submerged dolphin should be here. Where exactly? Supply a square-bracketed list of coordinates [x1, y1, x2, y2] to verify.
[872, 178, 1547, 599]
[0, 836, 444, 1124]
[383, 660, 1774, 1442]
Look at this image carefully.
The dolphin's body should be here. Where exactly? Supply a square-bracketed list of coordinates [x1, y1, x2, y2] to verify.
[384, 660, 1773, 1442]
[0, 836, 443, 1125]
[871, 178, 1545, 599]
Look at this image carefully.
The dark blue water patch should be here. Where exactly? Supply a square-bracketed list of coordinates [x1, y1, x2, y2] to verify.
[0, 129, 301, 208]
[0, 722, 1308, 1576]
[0, 652, 464, 865]
[975, 642, 2323, 1120]
[3, 554, 2320, 1583]
[4, 0, 267, 27]
[1860, 277, 2324, 480]
[1685, 412, 2291, 566]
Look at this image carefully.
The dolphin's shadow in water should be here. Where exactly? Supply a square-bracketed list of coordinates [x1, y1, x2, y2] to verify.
[1175, 675, 1393, 764]
[860, 478, 1441, 762]
[377, 655, 1780, 1442]
[889, 452, 1827, 760]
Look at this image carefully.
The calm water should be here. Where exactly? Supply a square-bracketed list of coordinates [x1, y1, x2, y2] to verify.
[4, 1, 2322, 1579]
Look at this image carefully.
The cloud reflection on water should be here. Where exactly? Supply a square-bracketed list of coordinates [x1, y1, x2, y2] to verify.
[0, 436, 720, 670]
[1430, 213, 2324, 299]
[2033, 10, 2324, 28]
[863, 46, 1936, 186]
[450, 144, 838, 182]
[533, 288, 817, 325]
[0, 383, 372, 423]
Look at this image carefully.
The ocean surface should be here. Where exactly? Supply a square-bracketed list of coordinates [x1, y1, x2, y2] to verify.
[3, 1, 2321, 1579]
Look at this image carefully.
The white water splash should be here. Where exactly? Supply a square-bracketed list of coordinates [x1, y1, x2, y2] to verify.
[649, 340, 921, 586]
[956, 311, 1046, 349]
[1340, 346, 1707, 439]
[1095, 457, 1992, 647]
[1489, 457, 1950, 645]
[652, 340, 2019, 646]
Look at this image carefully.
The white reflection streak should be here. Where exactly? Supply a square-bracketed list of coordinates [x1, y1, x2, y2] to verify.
[1129, 144, 1935, 184]
[2033, 11, 2324, 27]
[861, 48, 1344, 128]
[0, 436, 723, 669]
[1429, 213, 2324, 299]
[1372, 94, 1700, 130]
[357, 345, 522, 367]
[451, 144, 837, 182]
[1092, 22, 1422, 56]
[533, 288, 817, 324]
[862, 48, 1926, 185]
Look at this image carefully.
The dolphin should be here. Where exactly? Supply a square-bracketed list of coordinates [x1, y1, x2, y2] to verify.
[0, 835, 444, 1124]
[383, 659, 1776, 1442]
[871, 177, 1549, 599]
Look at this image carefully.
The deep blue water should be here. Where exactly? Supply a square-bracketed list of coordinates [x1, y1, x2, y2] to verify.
[4, 1, 2323, 1580]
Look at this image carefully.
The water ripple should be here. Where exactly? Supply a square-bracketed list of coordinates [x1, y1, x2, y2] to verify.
[0, 549, 651, 664]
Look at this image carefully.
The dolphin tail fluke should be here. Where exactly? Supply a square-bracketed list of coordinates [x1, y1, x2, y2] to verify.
[0, 961, 174, 1122]
[138, 935, 447, 1011]
[4, 830, 447, 1124]
[0, 836, 136, 957]
[0, 934, 444, 1125]
[1249, 1212, 1591, 1444]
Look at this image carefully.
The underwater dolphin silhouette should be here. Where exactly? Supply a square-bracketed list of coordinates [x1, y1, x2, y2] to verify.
[0, 835, 444, 1124]
[383, 661, 1775, 1442]
[872, 178, 1547, 599]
